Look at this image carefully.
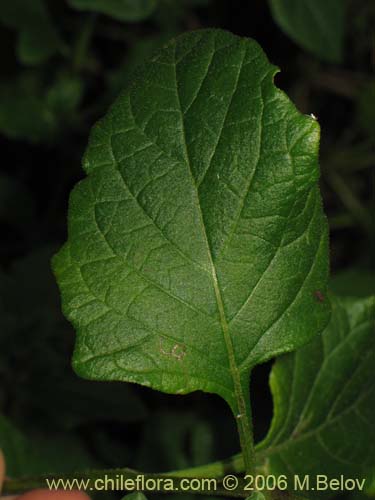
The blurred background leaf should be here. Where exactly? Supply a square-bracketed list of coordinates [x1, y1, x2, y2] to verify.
[0, 73, 58, 143]
[0, 414, 97, 476]
[268, 0, 346, 63]
[0, 72, 83, 143]
[67, 0, 157, 22]
[0, 0, 64, 65]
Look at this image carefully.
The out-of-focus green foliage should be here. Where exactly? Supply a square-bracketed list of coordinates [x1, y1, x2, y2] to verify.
[0, 414, 97, 476]
[0, 246, 147, 431]
[0, 0, 63, 65]
[0, 73, 83, 143]
[0, 73, 57, 142]
[268, 0, 346, 63]
[67, 0, 157, 22]
[366, 475, 375, 496]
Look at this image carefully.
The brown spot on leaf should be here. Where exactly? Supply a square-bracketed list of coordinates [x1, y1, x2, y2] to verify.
[314, 290, 325, 302]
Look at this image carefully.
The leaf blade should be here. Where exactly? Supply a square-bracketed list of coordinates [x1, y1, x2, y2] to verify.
[53, 29, 330, 413]
[258, 294, 375, 483]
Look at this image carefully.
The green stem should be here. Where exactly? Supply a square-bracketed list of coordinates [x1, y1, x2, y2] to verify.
[2, 454, 247, 496]
[72, 13, 97, 72]
[168, 454, 244, 478]
[2, 468, 246, 498]
[174, 48, 256, 475]
[3, 467, 307, 500]
[233, 379, 255, 475]
[209, 259, 255, 474]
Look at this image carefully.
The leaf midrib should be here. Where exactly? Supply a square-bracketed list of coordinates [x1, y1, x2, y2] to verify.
[172, 39, 248, 409]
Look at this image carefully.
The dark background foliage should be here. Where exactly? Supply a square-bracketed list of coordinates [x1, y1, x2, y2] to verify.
[0, 1, 374, 498]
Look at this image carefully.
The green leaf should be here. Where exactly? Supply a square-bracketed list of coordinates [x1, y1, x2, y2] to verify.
[53, 29, 330, 419]
[67, 0, 157, 22]
[0, 73, 57, 142]
[0, 0, 62, 65]
[0, 414, 96, 477]
[154, 0, 211, 32]
[258, 294, 375, 486]
[0, 246, 146, 432]
[268, 0, 346, 63]
[0, 73, 83, 143]
[366, 474, 375, 496]
[46, 74, 84, 119]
